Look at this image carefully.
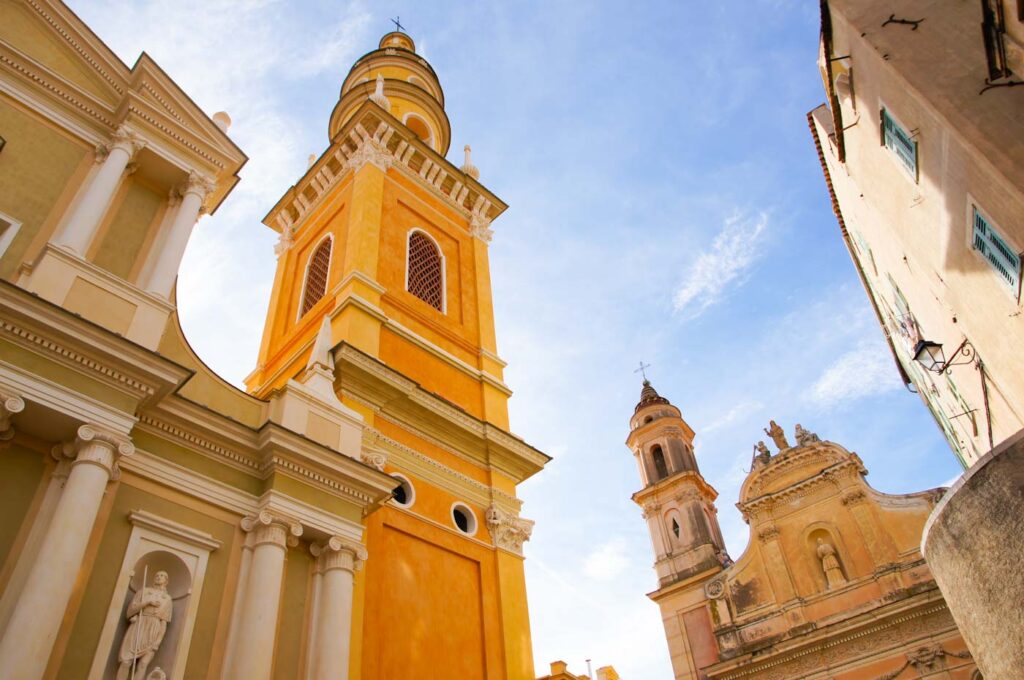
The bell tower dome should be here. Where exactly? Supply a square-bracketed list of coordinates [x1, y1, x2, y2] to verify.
[330, 31, 451, 154]
[628, 380, 727, 587]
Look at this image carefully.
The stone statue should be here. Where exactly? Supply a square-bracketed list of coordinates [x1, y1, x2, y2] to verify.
[116, 570, 173, 680]
[753, 441, 771, 467]
[795, 424, 820, 447]
[816, 538, 846, 589]
[763, 420, 790, 450]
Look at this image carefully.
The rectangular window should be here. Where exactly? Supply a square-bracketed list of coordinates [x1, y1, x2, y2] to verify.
[881, 108, 918, 180]
[972, 205, 1022, 297]
[0, 213, 21, 259]
[981, 0, 1010, 80]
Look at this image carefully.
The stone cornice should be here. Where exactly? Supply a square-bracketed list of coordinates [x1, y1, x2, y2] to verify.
[632, 470, 719, 508]
[737, 456, 864, 521]
[363, 423, 522, 512]
[334, 342, 549, 483]
[709, 593, 959, 680]
[0, 280, 191, 405]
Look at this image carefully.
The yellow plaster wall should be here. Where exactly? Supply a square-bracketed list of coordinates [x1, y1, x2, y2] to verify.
[90, 177, 164, 280]
[55, 479, 239, 680]
[0, 439, 47, 570]
[0, 98, 89, 279]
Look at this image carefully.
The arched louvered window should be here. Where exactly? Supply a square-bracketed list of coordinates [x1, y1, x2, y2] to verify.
[651, 445, 669, 481]
[406, 230, 444, 311]
[299, 236, 332, 317]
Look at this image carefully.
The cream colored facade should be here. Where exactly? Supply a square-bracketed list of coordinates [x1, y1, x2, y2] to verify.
[0, 2, 546, 679]
[809, 0, 1024, 468]
[629, 382, 976, 680]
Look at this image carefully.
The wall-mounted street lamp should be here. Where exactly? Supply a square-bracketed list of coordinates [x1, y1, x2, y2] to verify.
[913, 338, 974, 374]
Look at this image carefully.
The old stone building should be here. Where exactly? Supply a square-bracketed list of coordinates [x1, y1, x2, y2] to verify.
[808, 0, 1024, 468]
[629, 381, 976, 679]
[0, 2, 547, 678]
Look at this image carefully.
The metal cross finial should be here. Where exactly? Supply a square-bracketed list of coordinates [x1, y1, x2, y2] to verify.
[391, 16, 405, 33]
[634, 361, 651, 381]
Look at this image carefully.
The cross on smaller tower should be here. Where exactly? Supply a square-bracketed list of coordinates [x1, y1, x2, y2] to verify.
[391, 16, 405, 33]
[634, 361, 651, 382]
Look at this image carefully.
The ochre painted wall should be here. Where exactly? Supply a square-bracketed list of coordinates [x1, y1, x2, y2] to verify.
[90, 177, 164, 280]
[0, 97, 89, 279]
[0, 439, 47, 570]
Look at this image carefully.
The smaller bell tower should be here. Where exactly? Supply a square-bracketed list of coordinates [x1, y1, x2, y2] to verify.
[628, 380, 727, 587]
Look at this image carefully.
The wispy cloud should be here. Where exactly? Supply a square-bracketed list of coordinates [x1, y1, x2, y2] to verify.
[583, 537, 630, 581]
[703, 399, 764, 433]
[673, 211, 769, 318]
[809, 342, 903, 408]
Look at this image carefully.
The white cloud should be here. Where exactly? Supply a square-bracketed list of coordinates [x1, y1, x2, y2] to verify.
[582, 537, 630, 581]
[703, 399, 764, 433]
[673, 211, 769, 318]
[810, 342, 903, 407]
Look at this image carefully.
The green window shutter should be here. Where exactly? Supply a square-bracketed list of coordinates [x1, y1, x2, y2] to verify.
[882, 109, 918, 178]
[972, 206, 1022, 296]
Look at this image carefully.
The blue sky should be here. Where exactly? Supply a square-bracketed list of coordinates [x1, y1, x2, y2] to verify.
[72, 1, 964, 677]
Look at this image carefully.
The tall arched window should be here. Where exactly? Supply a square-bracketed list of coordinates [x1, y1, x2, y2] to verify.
[299, 236, 332, 317]
[651, 445, 669, 481]
[406, 230, 444, 311]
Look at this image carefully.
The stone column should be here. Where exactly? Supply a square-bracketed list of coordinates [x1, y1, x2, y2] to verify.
[227, 512, 302, 680]
[54, 125, 143, 255]
[922, 434, 1024, 678]
[0, 425, 132, 679]
[142, 172, 214, 298]
[309, 537, 366, 680]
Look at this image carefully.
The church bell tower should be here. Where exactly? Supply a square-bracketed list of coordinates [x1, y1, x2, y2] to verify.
[628, 380, 727, 587]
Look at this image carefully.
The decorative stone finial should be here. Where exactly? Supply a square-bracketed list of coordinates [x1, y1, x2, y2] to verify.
[307, 153, 317, 169]
[212, 111, 231, 133]
[460, 144, 480, 180]
[369, 74, 391, 112]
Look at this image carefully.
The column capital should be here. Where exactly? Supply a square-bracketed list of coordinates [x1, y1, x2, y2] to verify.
[240, 511, 303, 548]
[485, 504, 534, 556]
[0, 392, 26, 441]
[310, 536, 367, 572]
[52, 424, 134, 479]
[181, 171, 216, 199]
[107, 124, 146, 158]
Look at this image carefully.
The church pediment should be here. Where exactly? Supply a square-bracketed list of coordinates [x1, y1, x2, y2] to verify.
[0, 0, 126, 107]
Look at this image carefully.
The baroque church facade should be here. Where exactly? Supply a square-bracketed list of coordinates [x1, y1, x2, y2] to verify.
[628, 381, 978, 680]
[0, 2, 547, 679]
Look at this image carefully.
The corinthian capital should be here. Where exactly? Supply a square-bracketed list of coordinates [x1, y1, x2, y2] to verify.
[0, 392, 25, 441]
[310, 536, 367, 572]
[485, 504, 534, 555]
[108, 124, 146, 157]
[182, 170, 216, 199]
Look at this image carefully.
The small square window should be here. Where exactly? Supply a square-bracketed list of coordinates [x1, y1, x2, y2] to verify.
[881, 108, 918, 180]
[971, 205, 1022, 298]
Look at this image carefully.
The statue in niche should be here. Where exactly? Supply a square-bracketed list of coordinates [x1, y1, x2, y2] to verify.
[816, 538, 847, 589]
[795, 424, 820, 447]
[763, 420, 790, 451]
[116, 570, 173, 680]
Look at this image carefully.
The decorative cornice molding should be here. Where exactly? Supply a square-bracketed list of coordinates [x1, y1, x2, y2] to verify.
[25, 0, 125, 94]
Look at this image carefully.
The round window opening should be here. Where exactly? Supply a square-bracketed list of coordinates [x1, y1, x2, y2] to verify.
[451, 503, 477, 535]
[390, 474, 415, 508]
[644, 416, 653, 424]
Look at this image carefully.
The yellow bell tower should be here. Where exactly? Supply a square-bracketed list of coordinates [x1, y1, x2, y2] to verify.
[246, 30, 511, 429]
[246, 30, 547, 680]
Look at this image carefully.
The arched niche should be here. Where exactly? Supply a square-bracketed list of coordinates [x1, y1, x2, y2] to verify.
[88, 511, 219, 680]
[804, 524, 849, 591]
